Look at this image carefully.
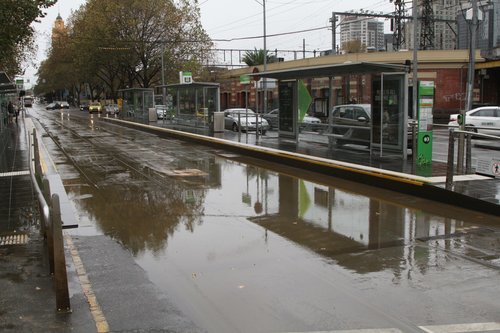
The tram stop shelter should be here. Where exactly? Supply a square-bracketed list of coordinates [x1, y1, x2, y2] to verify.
[250, 62, 411, 159]
[118, 88, 155, 123]
[0, 72, 17, 131]
[155, 82, 220, 130]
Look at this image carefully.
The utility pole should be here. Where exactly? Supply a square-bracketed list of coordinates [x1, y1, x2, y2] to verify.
[391, 0, 406, 51]
[263, 0, 268, 116]
[420, 0, 435, 49]
[458, 0, 479, 173]
[412, 0, 418, 122]
[330, 12, 337, 54]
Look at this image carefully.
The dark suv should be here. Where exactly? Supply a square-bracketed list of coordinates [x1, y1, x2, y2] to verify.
[330, 104, 413, 148]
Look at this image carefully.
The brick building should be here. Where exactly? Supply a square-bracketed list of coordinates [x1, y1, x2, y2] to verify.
[216, 49, 499, 123]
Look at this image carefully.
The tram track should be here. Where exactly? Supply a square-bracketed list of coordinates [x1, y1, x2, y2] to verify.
[30, 110, 184, 190]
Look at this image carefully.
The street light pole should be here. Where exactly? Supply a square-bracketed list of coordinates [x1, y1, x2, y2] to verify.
[458, 0, 478, 173]
[263, 0, 267, 115]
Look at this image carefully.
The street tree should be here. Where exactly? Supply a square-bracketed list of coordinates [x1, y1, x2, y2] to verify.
[342, 40, 367, 54]
[242, 48, 277, 66]
[0, 0, 57, 76]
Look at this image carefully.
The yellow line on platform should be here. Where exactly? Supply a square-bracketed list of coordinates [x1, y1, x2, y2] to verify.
[65, 233, 110, 333]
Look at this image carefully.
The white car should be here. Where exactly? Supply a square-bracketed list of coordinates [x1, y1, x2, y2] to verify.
[105, 104, 119, 115]
[223, 108, 269, 134]
[263, 109, 322, 131]
[448, 106, 500, 136]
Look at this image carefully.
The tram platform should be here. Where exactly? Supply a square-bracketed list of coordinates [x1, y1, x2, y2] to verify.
[106, 117, 500, 217]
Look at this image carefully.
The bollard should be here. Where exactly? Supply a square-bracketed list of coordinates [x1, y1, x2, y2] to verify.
[445, 130, 455, 190]
[43, 178, 55, 274]
[51, 194, 71, 313]
[465, 132, 472, 174]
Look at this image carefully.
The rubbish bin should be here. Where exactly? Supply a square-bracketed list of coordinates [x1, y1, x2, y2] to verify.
[213, 111, 224, 133]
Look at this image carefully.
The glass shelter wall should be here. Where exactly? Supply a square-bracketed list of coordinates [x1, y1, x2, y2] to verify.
[157, 83, 220, 130]
[119, 88, 154, 123]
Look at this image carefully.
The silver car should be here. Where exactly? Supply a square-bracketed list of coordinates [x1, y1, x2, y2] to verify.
[224, 108, 269, 134]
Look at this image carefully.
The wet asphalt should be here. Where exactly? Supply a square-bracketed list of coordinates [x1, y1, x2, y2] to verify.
[1, 107, 500, 333]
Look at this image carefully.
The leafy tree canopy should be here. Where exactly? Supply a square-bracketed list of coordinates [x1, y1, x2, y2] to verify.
[0, 0, 57, 76]
[242, 48, 277, 66]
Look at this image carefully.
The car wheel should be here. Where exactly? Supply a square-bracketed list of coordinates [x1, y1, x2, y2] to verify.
[261, 130, 266, 135]
[232, 123, 239, 132]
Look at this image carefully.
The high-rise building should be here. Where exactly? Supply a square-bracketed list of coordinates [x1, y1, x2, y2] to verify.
[457, 0, 500, 57]
[339, 16, 385, 53]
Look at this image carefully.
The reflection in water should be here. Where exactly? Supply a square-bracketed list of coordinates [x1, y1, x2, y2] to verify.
[64, 135, 497, 275]
[67, 156, 221, 256]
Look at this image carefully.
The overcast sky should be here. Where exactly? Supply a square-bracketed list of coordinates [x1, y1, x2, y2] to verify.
[26, 0, 395, 85]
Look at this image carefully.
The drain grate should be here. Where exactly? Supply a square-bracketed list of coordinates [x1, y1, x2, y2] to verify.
[0, 233, 29, 246]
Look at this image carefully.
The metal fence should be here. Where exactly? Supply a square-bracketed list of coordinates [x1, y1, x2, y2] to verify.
[444, 127, 500, 190]
[29, 128, 71, 313]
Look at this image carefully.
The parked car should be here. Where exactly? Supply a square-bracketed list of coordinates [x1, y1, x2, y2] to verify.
[223, 108, 269, 134]
[46, 102, 58, 110]
[105, 104, 119, 115]
[330, 104, 413, 148]
[155, 105, 174, 120]
[88, 102, 102, 114]
[46, 101, 66, 110]
[262, 108, 322, 130]
[79, 102, 89, 111]
[448, 106, 500, 136]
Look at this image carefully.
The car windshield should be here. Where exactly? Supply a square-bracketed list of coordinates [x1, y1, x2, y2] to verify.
[90, 102, 100, 106]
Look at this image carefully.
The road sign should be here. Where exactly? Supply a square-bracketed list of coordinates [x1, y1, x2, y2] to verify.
[476, 158, 500, 178]
[240, 75, 251, 85]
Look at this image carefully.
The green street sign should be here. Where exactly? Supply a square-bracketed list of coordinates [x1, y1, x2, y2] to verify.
[240, 75, 251, 85]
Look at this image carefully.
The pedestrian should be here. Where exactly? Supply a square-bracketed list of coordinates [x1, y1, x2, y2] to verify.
[7, 101, 14, 123]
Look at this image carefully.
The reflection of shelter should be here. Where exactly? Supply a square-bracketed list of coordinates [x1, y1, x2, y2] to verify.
[119, 88, 154, 123]
[155, 82, 220, 130]
[249, 175, 409, 274]
[251, 62, 409, 158]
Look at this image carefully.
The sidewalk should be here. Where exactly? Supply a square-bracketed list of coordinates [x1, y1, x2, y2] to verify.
[0, 115, 93, 332]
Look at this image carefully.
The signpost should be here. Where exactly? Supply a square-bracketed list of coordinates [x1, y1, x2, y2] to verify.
[417, 81, 434, 167]
[179, 71, 193, 84]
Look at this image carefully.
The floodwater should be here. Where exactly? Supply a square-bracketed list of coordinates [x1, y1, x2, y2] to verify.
[33, 108, 500, 333]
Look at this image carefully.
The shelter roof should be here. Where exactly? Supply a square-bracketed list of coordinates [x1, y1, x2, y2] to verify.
[0, 72, 16, 93]
[249, 62, 409, 80]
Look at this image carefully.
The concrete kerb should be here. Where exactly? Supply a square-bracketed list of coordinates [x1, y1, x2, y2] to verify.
[101, 117, 500, 217]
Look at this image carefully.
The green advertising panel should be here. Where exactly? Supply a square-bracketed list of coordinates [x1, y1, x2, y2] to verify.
[298, 80, 312, 122]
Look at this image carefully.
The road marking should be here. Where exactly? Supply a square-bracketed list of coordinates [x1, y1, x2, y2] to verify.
[419, 322, 500, 333]
[425, 174, 492, 183]
[283, 328, 403, 333]
[65, 233, 110, 333]
[0, 233, 29, 246]
[0, 170, 30, 177]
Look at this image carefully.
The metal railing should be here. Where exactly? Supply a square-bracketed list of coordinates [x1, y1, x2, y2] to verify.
[445, 128, 500, 190]
[29, 128, 71, 313]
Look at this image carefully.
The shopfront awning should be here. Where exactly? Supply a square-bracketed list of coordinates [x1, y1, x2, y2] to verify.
[249, 61, 409, 80]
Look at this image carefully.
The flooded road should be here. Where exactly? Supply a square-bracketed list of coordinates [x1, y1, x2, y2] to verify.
[30, 107, 500, 333]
